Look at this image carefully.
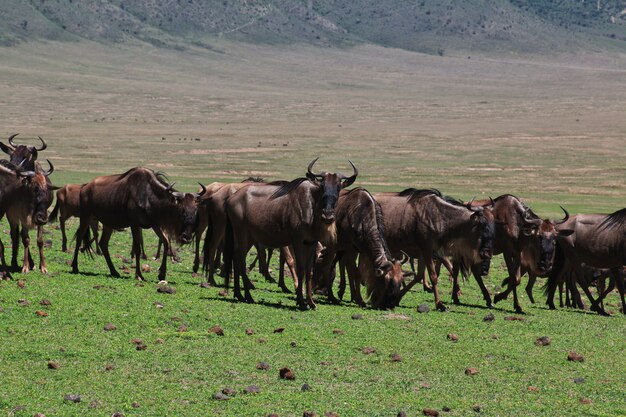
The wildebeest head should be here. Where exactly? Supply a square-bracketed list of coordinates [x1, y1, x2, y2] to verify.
[18, 159, 56, 226]
[469, 205, 496, 275]
[306, 158, 358, 224]
[523, 207, 573, 274]
[168, 183, 207, 244]
[0, 134, 47, 170]
[362, 254, 407, 310]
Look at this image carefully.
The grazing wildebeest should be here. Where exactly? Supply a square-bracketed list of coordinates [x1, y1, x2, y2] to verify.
[546, 207, 626, 315]
[49, 184, 101, 254]
[314, 187, 403, 309]
[454, 195, 564, 312]
[71, 167, 206, 281]
[374, 189, 495, 311]
[221, 158, 358, 309]
[0, 160, 56, 274]
[0, 134, 53, 270]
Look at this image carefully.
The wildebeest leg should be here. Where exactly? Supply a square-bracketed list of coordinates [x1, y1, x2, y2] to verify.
[425, 257, 446, 311]
[201, 226, 220, 287]
[90, 219, 101, 255]
[60, 213, 69, 252]
[278, 246, 292, 293]
[451, 262, 461, 305]
[0, 237, 11, 279]
[611, 267, 626, 315]
[344, 252, 365, 307]
[304, 244, 317, 309]
[71, 218, 90, 274]
[37, 226, 48, 274]
[257, 245, 275, 283]
[130, 226, 146, 281]
[337, 258, 346, 300]
[494, 253, 517, 304]
[10, 224, 19, 269]
[526, 272, 536, 304]
[99, 226, 120, 278]
[291, 242, 308, 310]
[472, 263, 492, 307]
[240, 247, 255, 303]
[192, 229, 202, 273]
[20, 227, 32, 273]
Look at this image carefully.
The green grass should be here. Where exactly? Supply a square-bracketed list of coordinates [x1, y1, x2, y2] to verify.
[0, 221, 624, 417]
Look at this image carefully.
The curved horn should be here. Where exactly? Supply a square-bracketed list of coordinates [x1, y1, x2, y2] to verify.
[36, 136, 47, 151]
[18, 170, 36, 179]
[42, 159, 54, 176]
[165, 181, 176, 192]
[341, 160, 358, 187]
[489, 197, 495, 207]
[557, 206, 570, 224]
[307, 157, 323, 179]
[400, 251, 410, 265]
[8, 133, 19, 148]
[171, 191, 185, 199]
[194, 182, 207, 198]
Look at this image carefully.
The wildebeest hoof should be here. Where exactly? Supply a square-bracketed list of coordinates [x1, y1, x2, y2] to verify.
[493, 293, 505, 303]
[297, 302, 308, 311]
[245, 296, 255, 304]
[136, 275, 145, 281]
[424, 286, 434, 293]
[264, 276, 276, 283]
[111, 271, 121, 278]
[453, 298, 461, 305]
[40, 267, 48, 275]
[436, 302, 448, 312]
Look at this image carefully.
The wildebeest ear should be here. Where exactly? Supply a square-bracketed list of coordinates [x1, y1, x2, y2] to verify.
[0, 142, 13, 155]
[557, 228, 575, 237]
[306, 172, 319, 182]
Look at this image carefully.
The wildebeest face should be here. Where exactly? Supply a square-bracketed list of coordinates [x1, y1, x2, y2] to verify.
[535, 221, 558, 274]
[171, 193, 199, 244]
[20, 169, 54, 226]
[0, 135, 47, 170]
[471, 209, 495, 275]
[306, 158, 358, 224]
[169, 184, 206, 244]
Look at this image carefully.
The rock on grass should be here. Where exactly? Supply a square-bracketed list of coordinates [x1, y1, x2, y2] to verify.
[243, 385, 261, 394]
[351, 313, 362, 320]
[483, 313, 495, 322]
[423, 408, 439, 416]
[256, 362, 271, 371]
[417, 304, 430, 313]
[390, 353, 403, 362]
[301, 383, 311, 391]
[362, 347, 376, 354]
[63, 394, 81, 403]
[212, 392, 230, 401]
[47, 360, 60, 370]
[447, 333, 459, 342]
[245, 328, 254, 335]
[104, 323, 117, 331]
[40, 299, 51, 306]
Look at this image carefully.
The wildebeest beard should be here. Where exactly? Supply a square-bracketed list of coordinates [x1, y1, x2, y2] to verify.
[319, 221, 337, 247]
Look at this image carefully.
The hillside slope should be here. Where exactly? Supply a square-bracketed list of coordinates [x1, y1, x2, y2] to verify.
[2, 0, 626, 54]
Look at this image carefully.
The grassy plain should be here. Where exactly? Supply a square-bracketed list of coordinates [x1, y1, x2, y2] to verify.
[0, 40, 624, 416]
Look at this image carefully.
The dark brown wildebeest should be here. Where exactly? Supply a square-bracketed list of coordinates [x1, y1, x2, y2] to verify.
[0, 160, 56, 274]
[314, 187, 403, 309]
[221, 158, 358, 309]
[374, 189, 495, 311]
[0, 134, 53, 270]
[546, 207, 626, 315]
[455, 195, 564, 312]
[49, 184, 101, 254]
[71, 167, 206, 281]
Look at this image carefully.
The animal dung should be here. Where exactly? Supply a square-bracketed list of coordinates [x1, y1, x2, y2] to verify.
[567, 351, 584, 362]
[362, 347, 376, 354]
[465, 367, 479, 376]
[103, 323, 117, 331]
[243, 385, 261, 394]
[483, 313, 495, 322]
[47, 360, 61, 370]
[208, 325, 224, 336]
[279, 367, 295, 380]
[63, 394, 81, 403]
[423, 408, 439, 417]
[256, 362, 271, 371]
[245, 328, 254, 335]
[35, 310, 49, 317]
[447, 333, 459, 342]
[535, 336, 551, 346]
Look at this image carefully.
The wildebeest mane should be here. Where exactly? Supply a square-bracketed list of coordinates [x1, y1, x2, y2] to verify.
[269, 178, 310, 200]
[600, 207, 626, 230]
[344, 187, 393, 259]
[399, 188, 464, 208]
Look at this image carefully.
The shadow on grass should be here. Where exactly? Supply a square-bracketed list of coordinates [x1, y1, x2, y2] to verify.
[198, 295, 302, 311]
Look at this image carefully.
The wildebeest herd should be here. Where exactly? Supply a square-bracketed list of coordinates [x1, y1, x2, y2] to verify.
[1, 134, 624, 316]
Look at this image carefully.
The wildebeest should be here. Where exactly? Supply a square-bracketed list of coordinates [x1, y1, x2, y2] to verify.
[314, 187, 402, 309]
[221, 159, 357, 309]
[0, 160, 56, 274]
[49, 184, 101, 254]
[374, 189, 495, 311]
[0, 134, 54, 270]
[546, 207, 626, 315]
[71, 167, 206, 281]
[457, 195, 564, 312]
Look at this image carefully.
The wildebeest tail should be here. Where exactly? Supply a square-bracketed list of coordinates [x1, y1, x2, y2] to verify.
[202, 209, 214, 274]
[543, 241, 564, 296]
[221, 214, 235, 287]
[74, 223, 94, 258]
[49, 198, 60, 223]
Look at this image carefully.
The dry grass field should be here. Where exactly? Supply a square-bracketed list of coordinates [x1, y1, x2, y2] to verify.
[1, 40, 624, 216]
